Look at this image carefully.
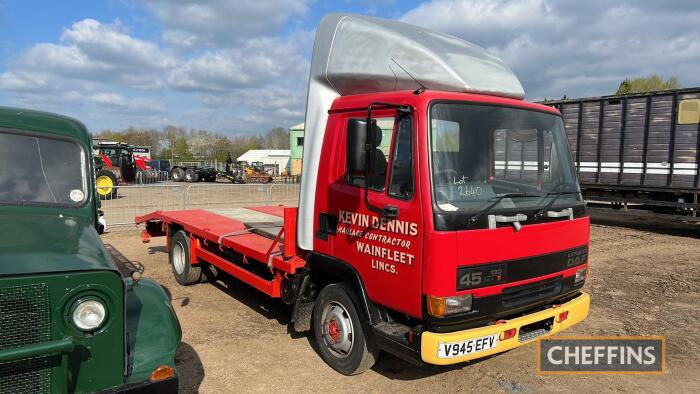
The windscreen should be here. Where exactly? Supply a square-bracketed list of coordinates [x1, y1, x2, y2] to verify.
[0, 131, 88, 206]
[430, 103, 580, 213]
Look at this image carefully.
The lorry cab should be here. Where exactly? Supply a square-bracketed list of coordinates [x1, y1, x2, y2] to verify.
[0, 107, 180, 393]
[310, 90, 590, 365]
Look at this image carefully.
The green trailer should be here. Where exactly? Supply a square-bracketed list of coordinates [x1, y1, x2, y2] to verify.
[0, 107, 181, 393]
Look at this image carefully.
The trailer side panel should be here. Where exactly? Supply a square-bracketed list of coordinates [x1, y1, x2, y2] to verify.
[544, 88, 700, 214]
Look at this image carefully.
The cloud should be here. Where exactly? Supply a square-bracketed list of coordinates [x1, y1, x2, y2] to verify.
[173, 85, 308, 137]
[162, 30, 312, 133]
[0, 18, 307, 133]
[402, 0, 700, 99]
[89, 93, 167, 115]
[168, 32, 311, 92]
[61, 19, 173, 70]
[0, 19, 174, 91]
[142, 0, 310, 48]
[0, 12, 312, 134]
[6, 89, 169, 129]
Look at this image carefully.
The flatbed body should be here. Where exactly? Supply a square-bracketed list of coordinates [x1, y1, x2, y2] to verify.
[137, 206, 305, 297]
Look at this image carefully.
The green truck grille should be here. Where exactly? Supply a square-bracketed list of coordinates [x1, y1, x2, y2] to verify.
[0, 283, 53, 393]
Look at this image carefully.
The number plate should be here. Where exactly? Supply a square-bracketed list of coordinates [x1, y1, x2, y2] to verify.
[437, 334, 499, 359]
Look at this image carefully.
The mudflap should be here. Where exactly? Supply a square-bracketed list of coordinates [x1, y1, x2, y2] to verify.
[291, 300, 314, 332]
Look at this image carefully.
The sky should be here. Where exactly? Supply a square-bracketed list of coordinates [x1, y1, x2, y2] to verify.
[1, 0, 699, 136]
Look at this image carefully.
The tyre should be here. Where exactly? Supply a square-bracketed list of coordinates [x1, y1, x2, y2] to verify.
[185, 169, 199, 183]
[200, 264, 219, 283]
[312, 283, 377, 375]
[171, 167, 185, 182]
[169, 230, 202, 285]
[95, 169, 118, 200]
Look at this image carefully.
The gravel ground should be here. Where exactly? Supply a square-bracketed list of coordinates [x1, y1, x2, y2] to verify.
[102, 213, 700, 393]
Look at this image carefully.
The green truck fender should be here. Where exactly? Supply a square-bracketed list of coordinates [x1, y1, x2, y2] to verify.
[124, 277, 182, 384]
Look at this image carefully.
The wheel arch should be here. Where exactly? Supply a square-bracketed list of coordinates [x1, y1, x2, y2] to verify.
[307, 252, 380, 325]
[125, 277, 182, 384]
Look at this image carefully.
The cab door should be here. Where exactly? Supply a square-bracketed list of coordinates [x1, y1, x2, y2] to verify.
[329, 110, 423, 318]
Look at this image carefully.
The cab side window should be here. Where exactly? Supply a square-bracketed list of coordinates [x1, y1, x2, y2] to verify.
[346, 117, 394, 191]
[388, 115, 414, 199]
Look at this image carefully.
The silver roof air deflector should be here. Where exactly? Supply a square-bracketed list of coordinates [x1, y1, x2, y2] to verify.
[297, 14, 525, 251]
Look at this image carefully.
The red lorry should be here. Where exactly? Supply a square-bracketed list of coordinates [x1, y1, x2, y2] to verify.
[137, 14, 590, 375]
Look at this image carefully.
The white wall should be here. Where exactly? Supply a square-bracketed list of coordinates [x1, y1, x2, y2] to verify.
[238, 150, 291, 174]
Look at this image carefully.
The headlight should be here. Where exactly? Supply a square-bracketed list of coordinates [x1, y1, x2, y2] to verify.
[72, 299, 107, 331]
[427, 294, 473, 317]
[575, 268, 587, 283]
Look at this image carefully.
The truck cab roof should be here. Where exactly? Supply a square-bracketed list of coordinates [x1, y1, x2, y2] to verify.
[0, 106, 90, 145]
[328, 90, 561, 116]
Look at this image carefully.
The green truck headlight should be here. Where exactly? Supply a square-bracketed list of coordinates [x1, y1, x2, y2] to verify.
[72, 299, 107, 331]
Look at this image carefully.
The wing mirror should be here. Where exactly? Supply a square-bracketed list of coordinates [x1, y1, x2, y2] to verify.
[346, 119, 381, 177]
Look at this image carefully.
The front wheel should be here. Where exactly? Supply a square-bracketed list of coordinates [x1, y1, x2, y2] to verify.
[312, 283, 377, 375]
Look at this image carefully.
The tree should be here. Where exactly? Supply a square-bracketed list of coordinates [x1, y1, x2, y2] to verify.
[615, 75, 681, 95]
[172, 136, 192, 160]
[91, 123, 296, 162]
[263, 127, 290, 149]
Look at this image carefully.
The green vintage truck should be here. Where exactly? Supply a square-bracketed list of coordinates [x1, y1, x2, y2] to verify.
[0, 107, 181, 393]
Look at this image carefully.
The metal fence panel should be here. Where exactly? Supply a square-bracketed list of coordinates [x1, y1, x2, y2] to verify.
[185, 184, 272, 209]
[269, 183, 300, 206]
[102, 182, 300, 230]
[100, 184, 186, 227]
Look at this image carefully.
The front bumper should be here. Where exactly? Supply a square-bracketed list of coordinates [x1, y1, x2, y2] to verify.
[421, 292, 590, 365]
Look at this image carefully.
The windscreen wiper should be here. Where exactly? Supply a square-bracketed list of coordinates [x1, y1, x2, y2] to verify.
[467, 192, 541, 226]
[534, 188, 579, 220]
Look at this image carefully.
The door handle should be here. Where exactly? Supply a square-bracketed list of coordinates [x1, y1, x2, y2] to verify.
[382, 205, 399, 219]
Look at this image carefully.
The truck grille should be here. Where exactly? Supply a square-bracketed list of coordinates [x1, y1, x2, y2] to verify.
[0, 283, 53, 393]
[501, 276, 562, 308]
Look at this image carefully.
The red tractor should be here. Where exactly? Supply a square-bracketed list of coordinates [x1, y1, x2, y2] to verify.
[93, 141, 156, 199]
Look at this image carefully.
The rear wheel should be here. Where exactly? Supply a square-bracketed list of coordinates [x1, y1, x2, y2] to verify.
[170, 230, 201, 285]
[312, 283, 377, 375]
[171, 167, 185, 182]
[185, 169, 199, 183]
[95, 169, 118, 199]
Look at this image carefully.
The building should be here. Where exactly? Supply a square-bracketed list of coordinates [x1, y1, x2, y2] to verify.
[289, 123, 305, 176]
[288, 120, 394, 176]
[237, 149, 291, 176]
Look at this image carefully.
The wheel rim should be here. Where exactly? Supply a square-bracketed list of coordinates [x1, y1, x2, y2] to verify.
[172, 241, 186, 275]
[321, 301, 354, 358]
[96, 175, 113, 195]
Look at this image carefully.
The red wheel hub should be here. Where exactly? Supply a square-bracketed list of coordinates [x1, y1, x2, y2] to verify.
[328, 319, 341, 343]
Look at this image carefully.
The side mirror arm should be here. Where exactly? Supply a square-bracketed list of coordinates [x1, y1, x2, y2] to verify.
[362, 102, 410, 218]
